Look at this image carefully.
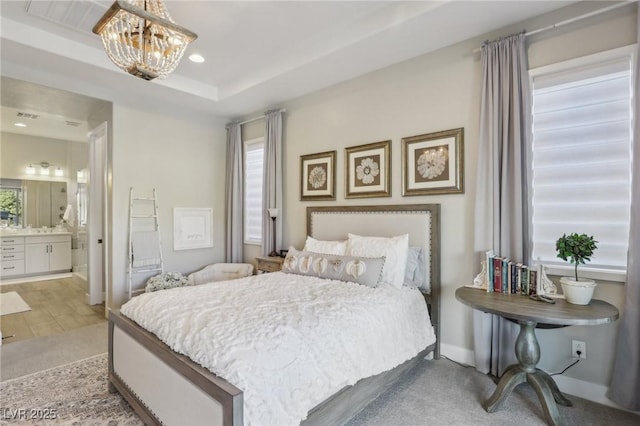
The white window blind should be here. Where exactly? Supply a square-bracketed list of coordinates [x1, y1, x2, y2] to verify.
[530, 47, 634, 278]
[244, 139, 264, 244]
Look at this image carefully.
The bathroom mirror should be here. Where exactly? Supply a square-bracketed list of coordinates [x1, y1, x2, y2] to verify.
[0, 179, 67, 228]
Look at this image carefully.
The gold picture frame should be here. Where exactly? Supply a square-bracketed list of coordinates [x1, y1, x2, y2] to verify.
[300, 150, 336, 201]
[402, 128, 464, 196]
[345, 140, 391, 199]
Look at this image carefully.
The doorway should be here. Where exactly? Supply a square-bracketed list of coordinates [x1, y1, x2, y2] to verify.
[0, 77, 112, 343]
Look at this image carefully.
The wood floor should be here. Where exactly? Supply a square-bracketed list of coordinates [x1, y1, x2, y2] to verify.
[0, 275, 105, 344]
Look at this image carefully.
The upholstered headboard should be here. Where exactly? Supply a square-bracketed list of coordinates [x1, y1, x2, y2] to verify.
[306, 204, 441, 358]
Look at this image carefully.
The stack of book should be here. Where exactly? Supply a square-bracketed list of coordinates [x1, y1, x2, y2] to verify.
[484, 250, 538, 295]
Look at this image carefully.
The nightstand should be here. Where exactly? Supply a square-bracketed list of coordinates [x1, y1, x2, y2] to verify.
[256, 256, 284, 273]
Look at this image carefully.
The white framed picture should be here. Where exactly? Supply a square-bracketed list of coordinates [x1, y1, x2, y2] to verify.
[173, 208, 213, 250]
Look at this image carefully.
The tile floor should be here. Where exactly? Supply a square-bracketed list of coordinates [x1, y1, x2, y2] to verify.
[0, 275, 106, 344]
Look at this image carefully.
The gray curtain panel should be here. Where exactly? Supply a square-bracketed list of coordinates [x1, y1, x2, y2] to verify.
[225, 122, 244, 262]
[473, 33, 531, 376]
[608, 13, 640, 411]
[261, 110, 283, 257]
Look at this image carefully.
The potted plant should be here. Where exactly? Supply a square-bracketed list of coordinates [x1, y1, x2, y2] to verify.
[555, 233, 598, 305]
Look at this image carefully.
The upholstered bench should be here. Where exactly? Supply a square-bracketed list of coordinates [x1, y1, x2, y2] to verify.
[187, 263, 254, 285]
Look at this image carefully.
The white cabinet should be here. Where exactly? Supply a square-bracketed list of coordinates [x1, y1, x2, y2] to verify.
[50, 241, 72, 271]
[1, 236, 25, 278]
[24, 235, 72, 275]
[25, 243, 50, 274]
[0, 233, 71, 279]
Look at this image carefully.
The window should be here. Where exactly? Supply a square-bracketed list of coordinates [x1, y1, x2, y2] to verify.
[529, 46, 635, 281]
[244, 138, 264, 244]
[0, 179, 23, 227]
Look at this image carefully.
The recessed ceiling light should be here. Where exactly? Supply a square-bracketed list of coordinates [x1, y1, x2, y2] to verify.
[189, 54, 205, 63]
[14, 122, 27, 127]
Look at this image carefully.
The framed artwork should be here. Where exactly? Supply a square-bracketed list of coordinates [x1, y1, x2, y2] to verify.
[300, 150, 336, 201]
[401, 128, 464, 196]
[173, 208, 213, 250]
[345, 140, 391, 198]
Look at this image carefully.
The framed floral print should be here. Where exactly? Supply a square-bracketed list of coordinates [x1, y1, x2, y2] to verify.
[300, 150, 336, 201]
[402, 128, 464, 196]
[345, 140, 391, 199]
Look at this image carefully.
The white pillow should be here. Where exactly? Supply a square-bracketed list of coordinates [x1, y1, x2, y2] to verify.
[303, 236, 347, 255]
[346, 233, 409, 288]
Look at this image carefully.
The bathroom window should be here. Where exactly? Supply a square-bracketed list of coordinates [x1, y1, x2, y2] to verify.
[244, 138, 264, 244]
[0, 179, 23, 227]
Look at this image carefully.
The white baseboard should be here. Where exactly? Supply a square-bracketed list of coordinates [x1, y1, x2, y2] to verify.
[440, 342, 476, 367]
[0, 272, 73, 286]
[553, 375, 629, 411]
[440, 343, 633, 412]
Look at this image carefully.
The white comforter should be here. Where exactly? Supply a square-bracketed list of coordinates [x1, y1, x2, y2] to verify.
[120, 272, 435, 426]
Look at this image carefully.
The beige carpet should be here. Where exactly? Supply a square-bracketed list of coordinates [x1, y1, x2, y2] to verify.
[0, 292, 31, 316]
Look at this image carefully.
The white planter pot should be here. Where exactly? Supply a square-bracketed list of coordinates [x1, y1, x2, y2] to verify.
[560, 277, 597, 305]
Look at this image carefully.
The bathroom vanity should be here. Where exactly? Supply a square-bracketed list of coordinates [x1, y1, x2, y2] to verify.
[0, 231, 72, 279]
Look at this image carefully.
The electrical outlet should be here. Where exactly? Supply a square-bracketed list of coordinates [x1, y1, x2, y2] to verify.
[572, 340, 586, 359]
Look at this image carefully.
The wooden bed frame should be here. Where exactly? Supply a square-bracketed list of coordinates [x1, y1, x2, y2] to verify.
[109, 204, 441, 425]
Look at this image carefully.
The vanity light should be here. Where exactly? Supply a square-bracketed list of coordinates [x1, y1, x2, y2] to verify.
[55, 168, 64, 177]
[40, 162, 50, 176]
[26, 164, 36, 175]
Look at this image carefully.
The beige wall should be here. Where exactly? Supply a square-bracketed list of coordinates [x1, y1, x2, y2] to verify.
[0, 132, 73, 182]
[238, 2, 637, 391]
[109, 104, 227, 308]
[1, 132, 88, 233]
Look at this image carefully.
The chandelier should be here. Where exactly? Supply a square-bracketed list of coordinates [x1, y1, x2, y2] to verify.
[92, 0, 198, 81]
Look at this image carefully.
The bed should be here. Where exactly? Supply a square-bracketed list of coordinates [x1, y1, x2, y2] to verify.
[108, 204, 441, 425]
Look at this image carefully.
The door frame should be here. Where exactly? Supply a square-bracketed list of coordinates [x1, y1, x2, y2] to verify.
[87, 122, 108, 306]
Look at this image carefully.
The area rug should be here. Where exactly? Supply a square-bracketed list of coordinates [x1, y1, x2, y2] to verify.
[0, 292, 31, 316]
[0, 353, 142, 425]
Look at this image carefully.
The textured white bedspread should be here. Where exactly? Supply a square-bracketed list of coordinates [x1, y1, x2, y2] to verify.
[120, 272, 435, 426]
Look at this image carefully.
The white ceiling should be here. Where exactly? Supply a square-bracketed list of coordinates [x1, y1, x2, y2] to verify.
[0, 0, 577, 132]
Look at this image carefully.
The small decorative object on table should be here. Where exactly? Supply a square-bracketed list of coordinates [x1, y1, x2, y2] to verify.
[471, 260, 488, 290]
[555, 233, 598, 305]
[535, 257, 558, 297]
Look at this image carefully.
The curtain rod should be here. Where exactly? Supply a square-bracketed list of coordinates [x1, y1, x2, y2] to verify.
[472, 0, 634, 54]
[226, 108, 286, 128]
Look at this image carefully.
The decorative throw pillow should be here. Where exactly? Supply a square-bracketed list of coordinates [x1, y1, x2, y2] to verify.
[303, 236, 347, 255]
[346, 233, 409, 289]
[281, 247, 385, 288]
[404, 246, 428, 291]
[145, 272, 190, 292]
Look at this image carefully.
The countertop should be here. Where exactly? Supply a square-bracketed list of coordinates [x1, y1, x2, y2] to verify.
[0, 230, 73, 237]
